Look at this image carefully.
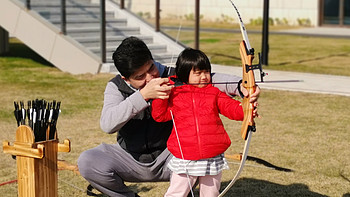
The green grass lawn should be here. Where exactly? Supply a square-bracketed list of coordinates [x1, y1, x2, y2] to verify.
[0, 35, 350, 196]
[163, 29, 350, 76]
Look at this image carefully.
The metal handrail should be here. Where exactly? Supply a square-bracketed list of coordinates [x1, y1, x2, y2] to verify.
[26, 0, 30, 9]
[61, 0, 66, 35]
[155, 0, 160, 32]
[100, 0, 106, 63]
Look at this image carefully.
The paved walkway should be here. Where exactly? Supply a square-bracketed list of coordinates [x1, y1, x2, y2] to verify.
[211, 64, 350, 97]
[170, 26, 350, 39]
[276, 27, 350, 39]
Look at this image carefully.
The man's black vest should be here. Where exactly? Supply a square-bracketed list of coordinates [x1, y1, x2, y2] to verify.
[109, 67, 174, 163]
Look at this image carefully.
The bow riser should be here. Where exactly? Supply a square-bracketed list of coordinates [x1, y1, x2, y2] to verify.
[240, 41, 256, 140]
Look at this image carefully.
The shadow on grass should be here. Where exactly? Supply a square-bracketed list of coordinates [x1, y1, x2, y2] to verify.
[246, 155, 293, 172]
[110, 178, 329, 196]
[86, 183, 155, 196]
[85, 177, 332, 196]
[220, 178, 328, 197]
[0, 39, 53, 67]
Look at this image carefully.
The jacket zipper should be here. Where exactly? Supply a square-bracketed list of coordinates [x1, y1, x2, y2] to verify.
[192, 92, 202, 158]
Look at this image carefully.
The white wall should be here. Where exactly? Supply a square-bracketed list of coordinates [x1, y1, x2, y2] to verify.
[122, 0, 319, 26]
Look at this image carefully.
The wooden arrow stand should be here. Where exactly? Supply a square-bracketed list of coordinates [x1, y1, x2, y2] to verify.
[3, 125, 70, 197]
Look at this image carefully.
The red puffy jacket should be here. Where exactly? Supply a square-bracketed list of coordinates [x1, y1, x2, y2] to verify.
[152, 81, 244, 160]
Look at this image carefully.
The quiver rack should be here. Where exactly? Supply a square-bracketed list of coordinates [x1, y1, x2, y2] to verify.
[3, 125, 70, 197]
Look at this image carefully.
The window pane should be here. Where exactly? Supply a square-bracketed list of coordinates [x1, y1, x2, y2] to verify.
[345, 0, 350, 25]
[323, 0, 340, 24]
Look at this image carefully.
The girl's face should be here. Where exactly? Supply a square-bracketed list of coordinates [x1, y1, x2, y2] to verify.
[188, 68, 211, 88]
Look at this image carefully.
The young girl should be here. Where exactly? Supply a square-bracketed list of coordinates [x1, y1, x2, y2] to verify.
[152, 48, 244, 197]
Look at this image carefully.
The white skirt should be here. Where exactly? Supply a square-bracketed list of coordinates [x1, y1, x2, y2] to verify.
[167, 153, 229, 176]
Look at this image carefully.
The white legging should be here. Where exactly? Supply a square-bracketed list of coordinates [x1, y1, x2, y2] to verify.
[165, 172, 222, 197]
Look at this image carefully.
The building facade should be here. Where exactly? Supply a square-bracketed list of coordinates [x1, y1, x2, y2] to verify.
[122, 0, 350, 27]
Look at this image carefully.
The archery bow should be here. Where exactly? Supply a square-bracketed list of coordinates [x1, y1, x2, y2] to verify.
[219, 1, 263, 196]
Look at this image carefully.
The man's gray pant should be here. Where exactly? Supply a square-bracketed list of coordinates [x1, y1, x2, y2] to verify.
[78, 143, 172, 197]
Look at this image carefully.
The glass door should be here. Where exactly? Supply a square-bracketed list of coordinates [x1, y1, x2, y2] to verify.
[323, 0, 340, 24]
[321, 0, 350, 26]
[345, 0, 350, 25]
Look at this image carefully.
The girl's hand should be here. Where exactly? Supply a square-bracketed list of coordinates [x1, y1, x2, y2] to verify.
[241, 85, 261, 118]
[251, 86, 260, 118]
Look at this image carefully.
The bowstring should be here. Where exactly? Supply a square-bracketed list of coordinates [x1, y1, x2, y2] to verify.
[170, 110, 195, 197]
[169, 19, 183, 68]
[166, 14, 195, 196]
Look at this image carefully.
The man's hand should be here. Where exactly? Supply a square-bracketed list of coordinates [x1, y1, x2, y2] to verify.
[140, 78, 173, 101]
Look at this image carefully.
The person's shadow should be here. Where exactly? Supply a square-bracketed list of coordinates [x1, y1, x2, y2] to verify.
[88, 178, 348, 197]
[219, 178, 328, 197]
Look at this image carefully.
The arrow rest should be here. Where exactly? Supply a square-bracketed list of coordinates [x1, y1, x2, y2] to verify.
[244, 52, 266, 83]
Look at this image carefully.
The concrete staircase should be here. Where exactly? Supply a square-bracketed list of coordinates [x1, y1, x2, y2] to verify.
[1, 0, 184, 74]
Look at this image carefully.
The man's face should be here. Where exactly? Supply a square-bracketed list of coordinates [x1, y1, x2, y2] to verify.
[123, 60, 160, 89]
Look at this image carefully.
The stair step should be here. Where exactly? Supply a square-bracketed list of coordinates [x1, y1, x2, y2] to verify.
[37, 11, 115, 20]
[26, 0, 99, 7]
[66, 26, 141, 36]
[32, 7, 101, 12]
[104, 53, 177, 65]
[90, 44, 168, 55]
[95, 48, 173, 63]
[49, 18, 127, 26]
[29, 4, 103, 14]
[75, 35, 154, 47]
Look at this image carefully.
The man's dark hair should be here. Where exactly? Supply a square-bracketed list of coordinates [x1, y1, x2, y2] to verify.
[112, 37, 153, 78]
[175, 48, 211, 83]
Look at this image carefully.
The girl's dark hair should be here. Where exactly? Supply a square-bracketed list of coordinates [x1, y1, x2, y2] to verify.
[112, 37, 153, 78]
[175, 48, 211, 83]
